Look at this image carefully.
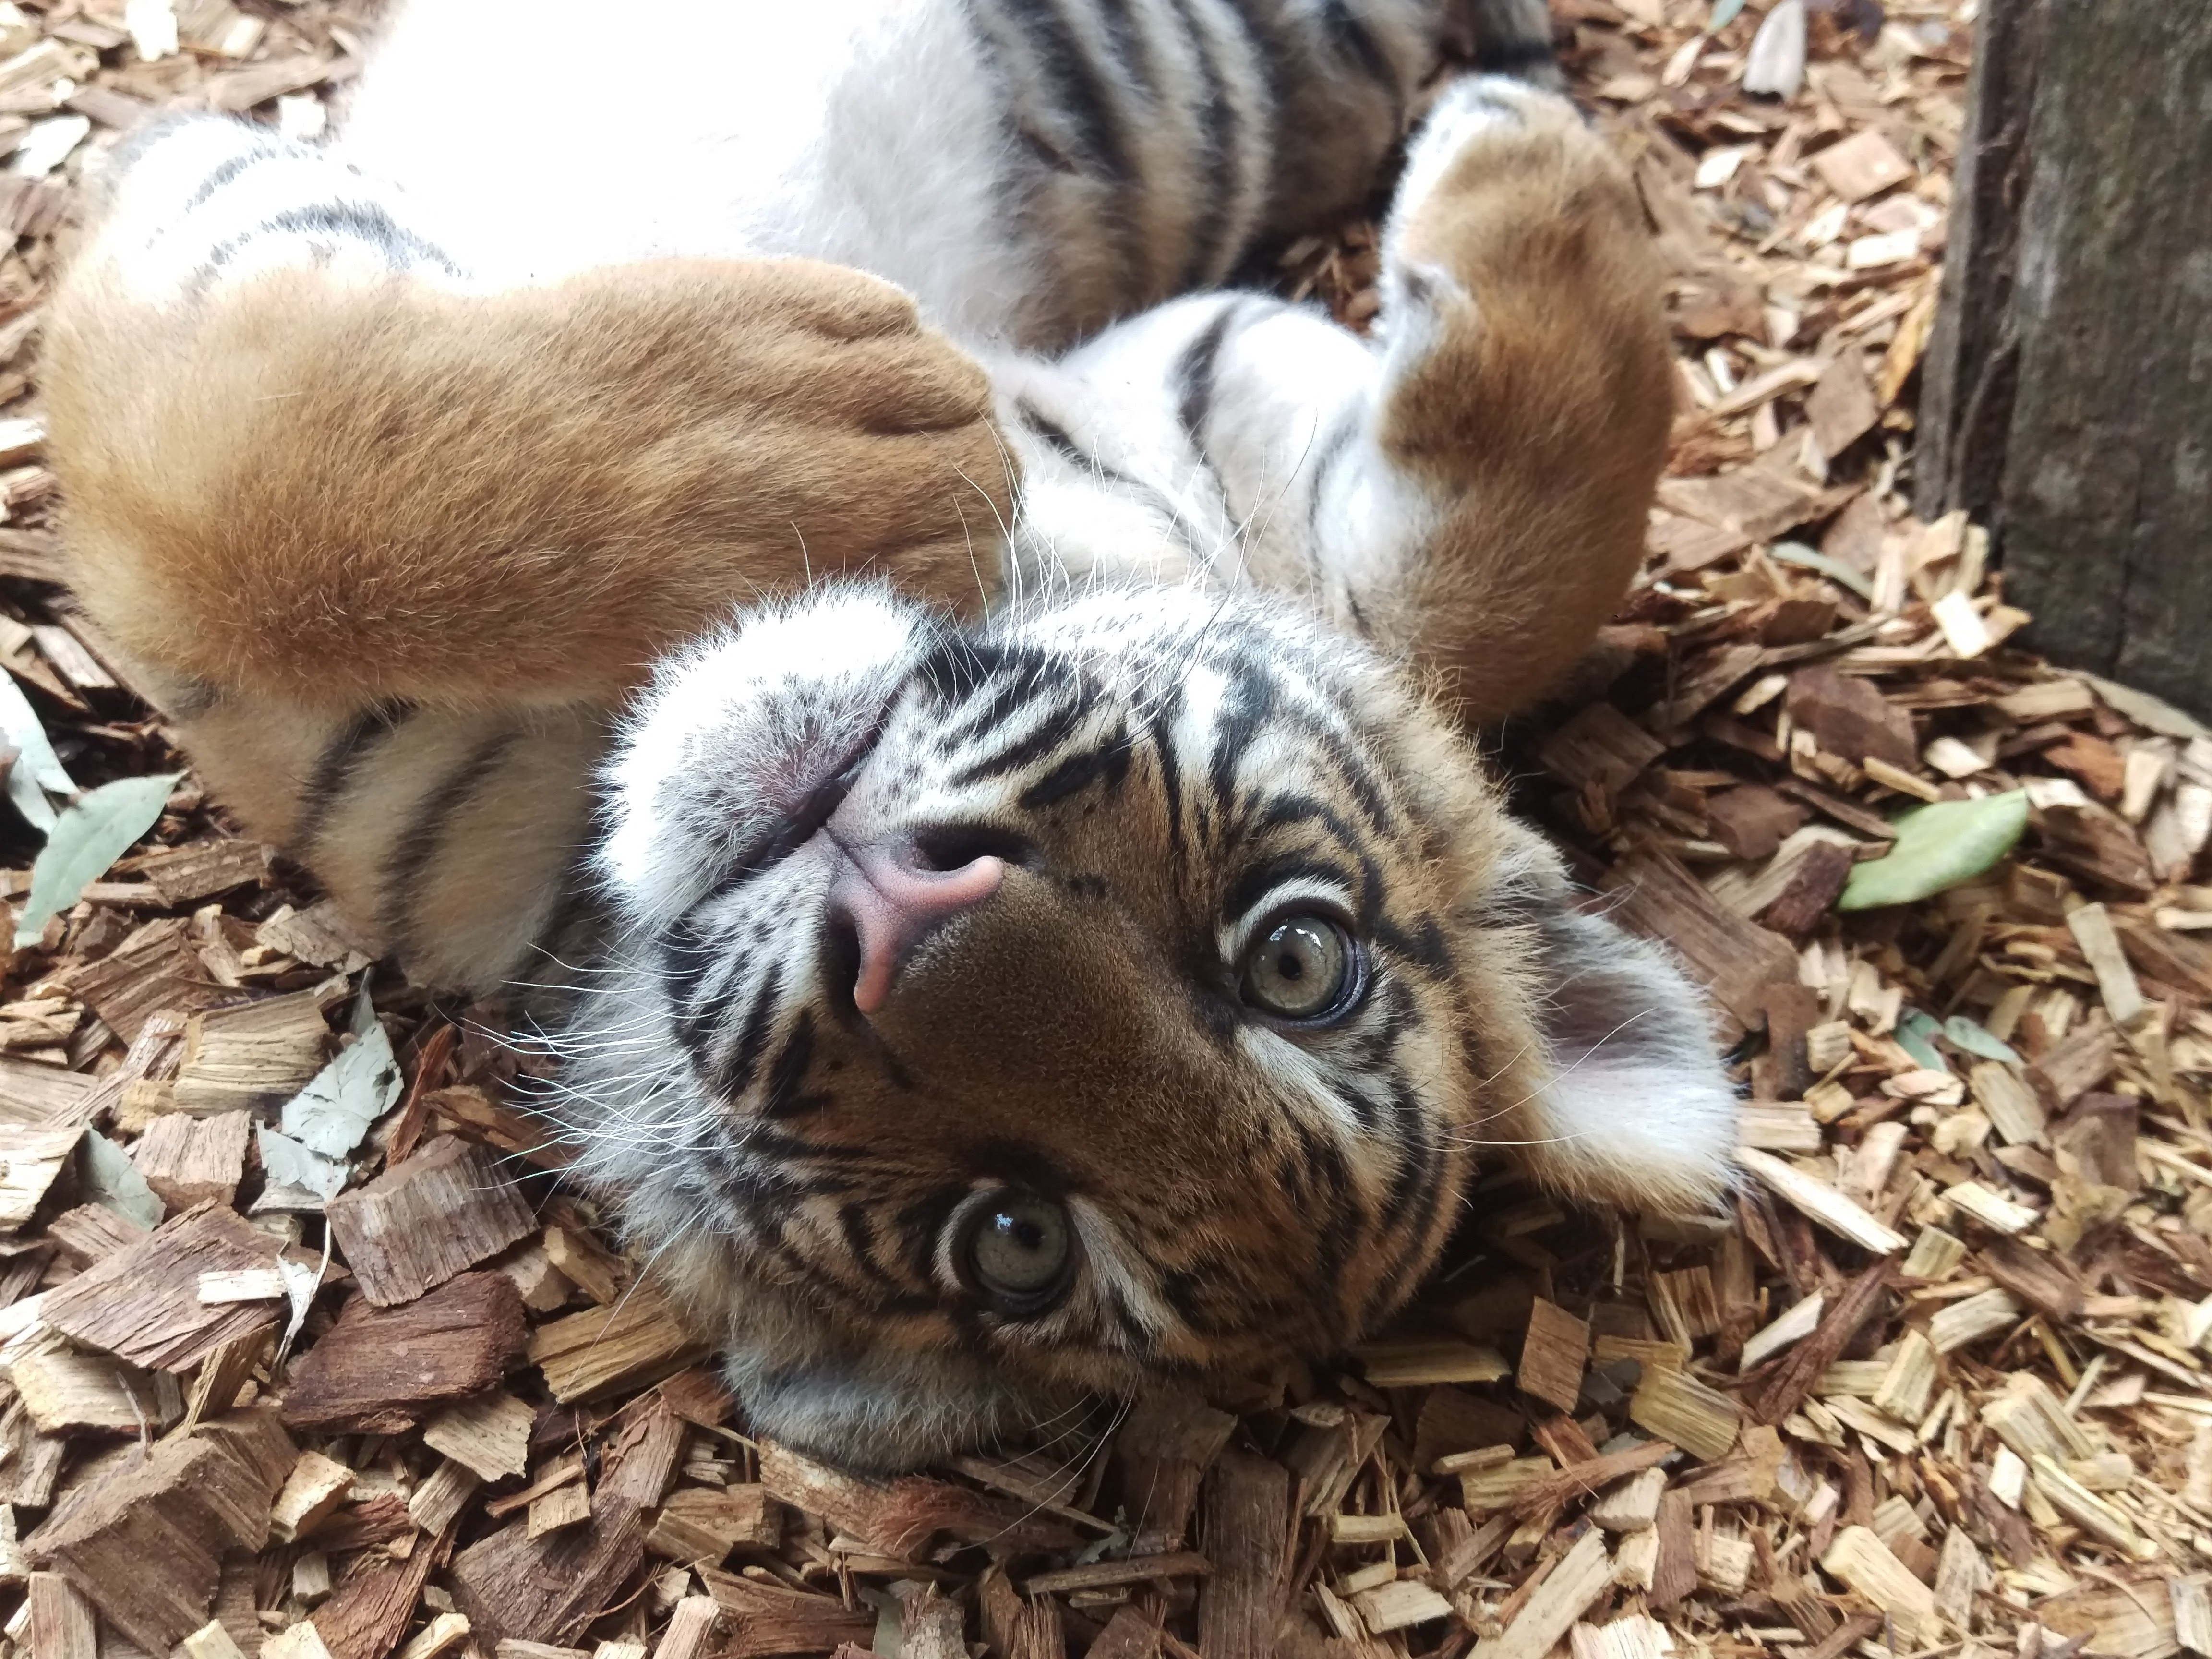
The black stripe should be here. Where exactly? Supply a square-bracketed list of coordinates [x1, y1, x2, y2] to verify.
[1173, 302, 1239, 463]
[758, 1010, 823, 1118]
[378, 727, 520, 950]
[1164, 0, 1241, 288]
[293, 701, 412, 855]
[1320, 0, 1403, 106]
[203, 202, 460, 285]
[1014, 399, 1189, 527]
[1224, 854, 1354, 926]
[185, 145, 276, 211]
[992, 0, 1135, 182]
[707, 964, 785, 1102]
[1474, 35, 1560, 77]
[1019, 729, 1133, 808]
[947, 693, 1092, 788]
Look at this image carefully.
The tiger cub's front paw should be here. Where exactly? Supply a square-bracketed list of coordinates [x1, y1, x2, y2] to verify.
[51, 255, 1015, 711]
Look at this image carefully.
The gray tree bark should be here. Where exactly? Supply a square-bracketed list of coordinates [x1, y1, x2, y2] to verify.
[1916, 0, 2212, 718]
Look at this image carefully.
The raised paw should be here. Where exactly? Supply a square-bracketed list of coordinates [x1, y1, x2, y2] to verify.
[1367, 73, 1672, 720]
[50, 253, 1015, 713]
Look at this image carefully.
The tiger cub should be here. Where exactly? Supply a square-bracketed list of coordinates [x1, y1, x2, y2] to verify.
[48, 0, 1736, 1468]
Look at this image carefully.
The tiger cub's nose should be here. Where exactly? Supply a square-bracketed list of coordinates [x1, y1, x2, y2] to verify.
[824, 834, 1006, 1013]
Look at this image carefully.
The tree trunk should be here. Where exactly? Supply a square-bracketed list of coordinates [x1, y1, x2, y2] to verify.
[1916, 0, 2212, 718]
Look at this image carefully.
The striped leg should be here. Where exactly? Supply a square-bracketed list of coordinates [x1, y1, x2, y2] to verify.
[1000, 74, 1672, 723]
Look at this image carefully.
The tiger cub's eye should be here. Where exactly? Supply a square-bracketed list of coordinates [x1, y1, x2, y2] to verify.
[1240, 913, 1356, 1020]
[961, 1192, 1073, 1314]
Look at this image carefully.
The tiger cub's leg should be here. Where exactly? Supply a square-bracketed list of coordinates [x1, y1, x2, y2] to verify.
[1347, 75, 1672, 717]
[51, 119, 1013, 719]
[1002, 74, 1669, 723]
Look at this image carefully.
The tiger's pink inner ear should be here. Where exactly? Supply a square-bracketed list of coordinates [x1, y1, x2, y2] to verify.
[1503, 899, 1740, 1215]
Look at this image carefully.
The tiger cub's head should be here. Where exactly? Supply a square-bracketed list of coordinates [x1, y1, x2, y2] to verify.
[560, 582, 1734, 1471]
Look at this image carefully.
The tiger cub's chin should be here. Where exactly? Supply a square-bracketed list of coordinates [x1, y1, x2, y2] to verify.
[556, 582, 1737, 1470]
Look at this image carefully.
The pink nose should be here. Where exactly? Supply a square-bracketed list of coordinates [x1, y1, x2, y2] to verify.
[825, 837, 1006, 1014]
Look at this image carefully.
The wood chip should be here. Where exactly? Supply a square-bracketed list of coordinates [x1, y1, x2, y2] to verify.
[132, 1109, 249, 1212]
[325, 1134, 536, 1307]
[529, 1282, 709, 1404]
[282, 1272, 528, 1432]
[1736, 1148, 1907, 1253]
[40, 1203, 280, 1372]
[421, 1390, 535, 1482]
[23, 1407, 292, 1651]
[1518, 1299, 1591, 1414]
[1473, 1527, 1614, 1659]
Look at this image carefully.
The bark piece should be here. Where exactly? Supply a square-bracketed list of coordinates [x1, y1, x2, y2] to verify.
[0, 1125, 78, 1227]
[451, 1513, 649, 1649]
[1706, 784, 1808, 864]
[325, 1135, 536, 1307]
[697, 1568, 873, 1658]
[1743, 1262, 1894, 1426]
[1472, 1527, 1613, 1659]
[421, 1391, 534, 1482]
[311, 1536, 440, 1659]
[1195, 1451, 1289, 1659]
[281, 1272, 528, 1432]
[1786, 666, 1917, 772]
[1917, 0, 2212, 719]
[60, 919, 229, 1041]
[132, 1109, 250, 1213]
[172, 994, 329, 1116]
[2026, 1017, 2118, 1111]
[14, 1349, 181, 1434]
[1539, 703, 1666, 795]
[41, 1202, 281, 1372]
[28, 1572, 96, 1659]
[645, 1486, 780, 1567]
[1757, 841, 1855, 943]
[529, 1283, 709, 1403]
[1517, 1298, 1590, 1416]
[1600, 849, 1800, 1028]
[23, 1407, 293, 1652]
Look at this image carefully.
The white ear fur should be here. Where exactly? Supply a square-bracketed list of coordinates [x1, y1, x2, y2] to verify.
[1514, 902, 1740, 1213]
[1482, 836, 1739, 1214]
[598, 585, 928, 929]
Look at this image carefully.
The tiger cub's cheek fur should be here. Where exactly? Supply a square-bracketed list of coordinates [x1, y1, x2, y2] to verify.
[550, 583, 1732, 1471]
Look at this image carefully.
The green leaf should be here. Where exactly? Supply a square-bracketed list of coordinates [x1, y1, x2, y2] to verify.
[1770, 541, 1875, 601]
[1711, 0, 1749, 28]
[1944, 1015, 2022, 1064]
[1893, 1008, 1949, 1073]
[13, 771, 181, 946]
[1839, 791, 2030, 912]
[0, 672, 72, 833]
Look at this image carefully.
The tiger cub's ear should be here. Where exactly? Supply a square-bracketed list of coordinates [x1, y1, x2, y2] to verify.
[1486, 837, 1740, 1215]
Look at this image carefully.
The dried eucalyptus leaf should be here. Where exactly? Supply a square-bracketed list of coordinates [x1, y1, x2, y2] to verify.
[279, 1019, 402, 1160]
[14, 771, 181, 946]
[256, 1125, 349, 1201]
[0, 672, 70, 833]
[81, 1130, 163, 1228]
[1743, 0, 1807, 97]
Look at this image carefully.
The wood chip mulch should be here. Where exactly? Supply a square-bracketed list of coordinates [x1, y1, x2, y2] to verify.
[0, 2, 2209, 1659]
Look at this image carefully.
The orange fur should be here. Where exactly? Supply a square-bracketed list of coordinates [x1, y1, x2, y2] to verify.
[1376, 99, 1672, 722]
[47, 257, 1015, 715]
